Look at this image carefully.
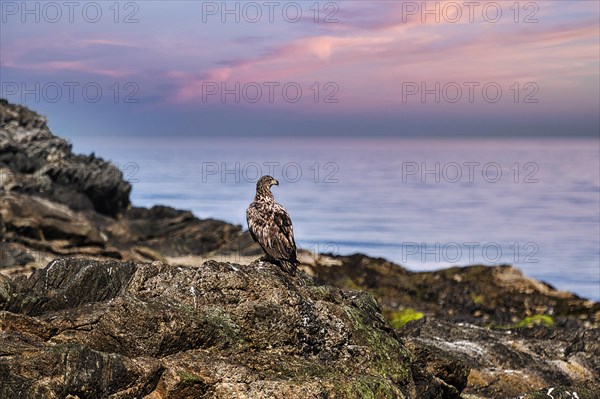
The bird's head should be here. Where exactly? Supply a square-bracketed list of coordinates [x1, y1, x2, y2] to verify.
[256, 175, 279, 199]
[258, 175, 279, 189]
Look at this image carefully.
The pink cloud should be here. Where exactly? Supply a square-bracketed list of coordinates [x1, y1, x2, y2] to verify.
[1, 35, 144, 78]
[3, 1, 596, 113]
[168, 34, 395, 103]
[168, 13, 598, 108]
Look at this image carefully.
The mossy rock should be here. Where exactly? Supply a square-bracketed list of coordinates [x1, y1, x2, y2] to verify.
[512, 314, 555, 329]
[387, 308, 424, 329]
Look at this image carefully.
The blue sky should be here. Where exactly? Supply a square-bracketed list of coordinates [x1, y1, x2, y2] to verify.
[1, 0, 599, 138]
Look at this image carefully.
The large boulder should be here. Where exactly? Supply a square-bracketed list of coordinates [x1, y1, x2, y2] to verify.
[1, 258, 461, 398]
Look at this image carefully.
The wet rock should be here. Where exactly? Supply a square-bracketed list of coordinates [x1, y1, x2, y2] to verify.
[7, 258, 135, 316]
[400, 317, 599, 398]
[403, 337, 469, 399]
[0, 332, 163, 399]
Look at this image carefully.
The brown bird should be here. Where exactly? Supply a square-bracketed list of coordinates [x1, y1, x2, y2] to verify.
[246, 175, 298, 274]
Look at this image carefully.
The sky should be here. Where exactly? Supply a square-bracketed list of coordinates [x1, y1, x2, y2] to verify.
[1, 0, 599, 138]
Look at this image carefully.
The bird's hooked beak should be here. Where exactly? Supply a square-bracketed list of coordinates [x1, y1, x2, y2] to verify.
[271, 178, 279, 187]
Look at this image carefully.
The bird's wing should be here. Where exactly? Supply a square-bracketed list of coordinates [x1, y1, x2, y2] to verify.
[246, 203, 263, 248]
[270, 202, 297, 262]
[247, 202, 296, 262]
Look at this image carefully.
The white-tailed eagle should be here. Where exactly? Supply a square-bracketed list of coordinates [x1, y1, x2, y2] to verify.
[246, 175, 298, 274]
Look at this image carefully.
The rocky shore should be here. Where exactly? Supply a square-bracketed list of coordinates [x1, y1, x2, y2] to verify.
[1, 99, 598, 398]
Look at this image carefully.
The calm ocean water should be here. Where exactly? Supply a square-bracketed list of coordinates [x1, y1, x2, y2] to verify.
[74, 138, 600, 301]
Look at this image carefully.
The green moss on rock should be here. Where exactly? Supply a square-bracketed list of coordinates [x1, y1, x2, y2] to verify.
[388, 309, 424, 329]
[513, 314, 555, 328]
[343, 293, 412, 384]
[199, 307, 245, 347]
[470, 293, 485, 306]
[493, 314, 556, 330]
[177, 370, 203, 383]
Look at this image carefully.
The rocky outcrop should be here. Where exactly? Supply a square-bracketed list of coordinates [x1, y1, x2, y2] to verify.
[303, 253, 599, 327]
[0, 100, 247, 270]
[0, 257, 456, 398]
[302, 254, 600, 397]
[119, 206, 241, 256]
[0, 99, 131, 217]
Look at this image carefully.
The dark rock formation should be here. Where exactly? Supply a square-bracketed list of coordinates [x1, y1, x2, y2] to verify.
[303, 254, 600, 397]
[0, 99, 247, 269]
[304, 253, 599, 327]
[0, 257, 457, 398]
[0, 242, 35, 269]
[1, 193, 105, 245]
[121, 206, 241, 256]
[0, 99, 131, 217]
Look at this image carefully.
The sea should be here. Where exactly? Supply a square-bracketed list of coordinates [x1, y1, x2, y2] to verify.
[73, 137, 600, 301]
